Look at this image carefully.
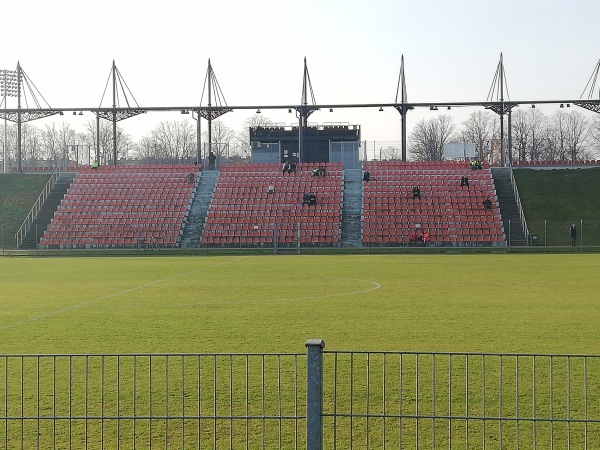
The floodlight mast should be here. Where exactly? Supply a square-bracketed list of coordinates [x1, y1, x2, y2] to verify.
[0, 69, 17, 173]
[0, 63, 60, 172]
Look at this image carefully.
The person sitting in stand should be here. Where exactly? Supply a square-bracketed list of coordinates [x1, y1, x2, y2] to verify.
[409, 228, 425, 245]
[282, 162, 290, 175]
[319, 165, 327, 177]
[312, 166, 320, 177]
[288, 161, 297, 175]
[267, 184, 275, 194]
[308, 193, 317, 205]
[363, 171, 371, 182]
[91, 161, 99, 171]
[460, 175, 469, 188]
[470, 159, 483, 170]
[303, 193, 311, 204]
[187, 172, 195, 184]
[483, 197, 493, 210]
[421, 230, 431, 244]
[412, 186, 421, 200]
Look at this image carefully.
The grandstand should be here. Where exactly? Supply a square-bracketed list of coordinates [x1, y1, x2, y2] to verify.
[39, 164, 198, 249]
[201, 162, 343, 247]
[363, 160, 504, 246]
[31, 160, 505, 249]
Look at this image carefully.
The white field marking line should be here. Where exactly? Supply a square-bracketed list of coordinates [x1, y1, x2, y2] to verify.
[0, 256, 248, 332]
[273, 277, 382, 301]
[172, 277, 383, 307]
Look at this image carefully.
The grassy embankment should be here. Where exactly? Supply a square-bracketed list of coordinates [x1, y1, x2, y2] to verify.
[513, 167, 600, 246]
[0, 173, 51, 248]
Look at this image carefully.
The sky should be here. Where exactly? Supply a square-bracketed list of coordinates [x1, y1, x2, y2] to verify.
[2, 0, 600, 151]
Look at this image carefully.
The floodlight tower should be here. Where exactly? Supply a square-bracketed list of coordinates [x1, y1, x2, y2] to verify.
[484, 53, 517, 166]
[96, 61, 146, 166]
[0, 69, 17, 173]
[394, 55, 413, 162]
[197, 59, 231, 165]
[296, 57, 318, 163]
[0, 63, 59, 172]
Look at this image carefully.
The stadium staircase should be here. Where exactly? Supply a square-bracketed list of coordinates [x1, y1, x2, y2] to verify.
[491, 167, 527, 246]
[18, 172, 75, 249]
[340, 168, 363, 247]
[180, 169, 219, 248]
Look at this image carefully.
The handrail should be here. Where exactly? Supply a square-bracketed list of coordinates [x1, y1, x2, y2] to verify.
[509, 166, 529, 242]
[15, 171, 59, 248]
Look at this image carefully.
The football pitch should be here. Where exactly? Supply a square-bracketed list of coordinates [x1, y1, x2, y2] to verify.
[1, 253, 599, 356]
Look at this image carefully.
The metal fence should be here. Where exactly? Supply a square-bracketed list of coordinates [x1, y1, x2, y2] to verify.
[2, 342, 600, 449]
[524, 219, 600, 248]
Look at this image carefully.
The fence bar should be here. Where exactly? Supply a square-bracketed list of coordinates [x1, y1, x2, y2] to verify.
[2, 349, 600, 449]
[306, 339, 325, 450]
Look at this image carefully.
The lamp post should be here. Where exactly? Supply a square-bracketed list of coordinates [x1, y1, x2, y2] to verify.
[0, 69, 17, 174]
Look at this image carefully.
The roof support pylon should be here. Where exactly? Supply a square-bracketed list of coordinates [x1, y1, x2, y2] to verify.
[295, 57, 318, 163]
[574, 58, 600, 113]
[394, 55, 412, 162]
[484, 53, 517, 166]
[96, 61, 146, 166]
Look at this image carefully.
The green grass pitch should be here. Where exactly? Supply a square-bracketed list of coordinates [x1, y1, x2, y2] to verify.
[2, 254, 600, 448]
[1, 253, 599, 355]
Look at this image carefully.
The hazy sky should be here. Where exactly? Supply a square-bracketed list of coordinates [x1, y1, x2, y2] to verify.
[2, 0, 599, 147]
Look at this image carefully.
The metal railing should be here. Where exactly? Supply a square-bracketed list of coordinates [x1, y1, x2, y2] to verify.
[14, 171, 58, 248]
[2, 342, 600, 449]
[509, 166, 530, 242]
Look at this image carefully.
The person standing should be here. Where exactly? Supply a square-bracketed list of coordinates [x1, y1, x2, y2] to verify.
[208, 151, 216, 170]
[569, 224, 577, 247]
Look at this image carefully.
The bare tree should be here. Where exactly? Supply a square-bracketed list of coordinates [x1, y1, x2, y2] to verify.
[509, 108, 548, 162]
[511, 109, 531, 163]
[147, 120, 195, 161]
[525, 108, 546, 161]
[565, 111, 589, 161]
[589, 116, 600, 157]
[461, 111, 496, 160]
[41, 123, 62, 167]
[546, 111, 570, 161]
[232, 114, 274, 160]
[81, 119, 130, 165]
[203, 120, 234, 164]
[0, 123, 18, 169]
[58, 122, 77, 167]
[136, 134, 162, 161]
[409, 115, 455, 161]
[22, 123, 43, 166]
[380, 146, 401, 160]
